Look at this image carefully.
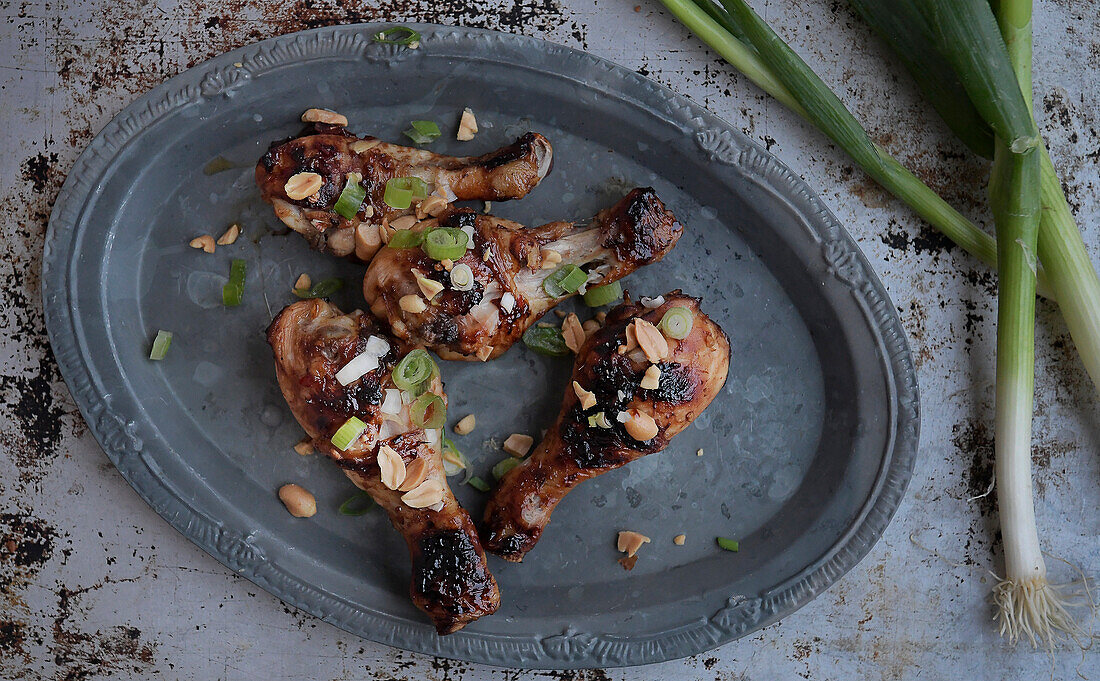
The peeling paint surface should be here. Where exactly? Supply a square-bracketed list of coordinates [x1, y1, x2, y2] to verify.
[2, 0, 1100, 678]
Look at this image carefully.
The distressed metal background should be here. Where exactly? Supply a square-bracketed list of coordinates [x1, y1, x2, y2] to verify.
[1, 0, 1098, 679]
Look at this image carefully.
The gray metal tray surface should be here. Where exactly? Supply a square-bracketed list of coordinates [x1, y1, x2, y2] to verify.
[42, 23, 919, 668]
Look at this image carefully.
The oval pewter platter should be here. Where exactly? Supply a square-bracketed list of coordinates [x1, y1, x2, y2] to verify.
[42, 23, 919, 668]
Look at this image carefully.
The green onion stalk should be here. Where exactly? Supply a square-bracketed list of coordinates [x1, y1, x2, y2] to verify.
[988, 0, 1085, 645]
[658, 0, 1002, 274]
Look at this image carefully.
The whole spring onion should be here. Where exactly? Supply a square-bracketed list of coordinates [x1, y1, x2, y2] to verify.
[492, 456, 521, 480]
[222, 259, 246, 307]
[410, 392, 446, 429]
[543, 264, 588, 298]
[659, 306, 694, 340]
[403, 120, 441, 145]
[393, 349, 437, 395]
[333, 175, 367, 219]
[373, 26, 420, 46]
[583, 282, 622, 307]
[522, 325, 570, 357]
[331, 416, 367, 451]
[338, 491, 374, 516]
[148, 330, 172, 360]
[423, 228, 469, 261]
[387, 229, 424, 249]
[449, 263, 475, 291]
[467, 476, 491, 492]
[293, 277, 344, 299]
[383, 177, 429, 209]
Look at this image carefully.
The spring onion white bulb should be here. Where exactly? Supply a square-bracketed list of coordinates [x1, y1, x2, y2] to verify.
[380, 389, 402, 415]
[450, 263, 475, 291]
[335, 352, 379, 386]
[500, 292, 516, 312]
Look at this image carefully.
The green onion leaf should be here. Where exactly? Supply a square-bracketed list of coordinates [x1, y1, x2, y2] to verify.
[333, 176, 367, 219]
[331, 416, 367, 451]
[149, 330, 173, 360]
[542, 264, 588, 298]
[373, 26, 420, 45]
[522, 325, 570, 357]
[582, 282, 622, 307]
[387, 229, 424, 249]
[467, 476, 491, 492]
[403, 120, 441, 145]
[659, 306, 694, 339]
[422, 228, 469, 260]
[492, 456, 522, 480]
[293, 277, 344, 299]
[393, 349, 437, 395]
[410, 392, 446, 429]
[716, 537, 740, 552]
[222, 259, 247, 307]
[338, 491, 374, 516]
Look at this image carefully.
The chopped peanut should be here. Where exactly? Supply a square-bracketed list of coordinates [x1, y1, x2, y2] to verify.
[572, 381, 597, 410]
[401, 479, 444, 508]
[216, 223, 240, 246]
[399, 294, 427, 313]
[582, 319, 601, 339]
[673, 534, 686, 546]
[540, 248, 562, 269]
[398, 457, 428, 492]
[378, 445, 407, 490]
[454, 414, 476, 436]
[278, 484, 317, 518]
[417, 276, 445, 301]
[632, 318, 669, 362]
[285, 172, 323, 200]
[294, 273, 311, 291]
[293, 438, 314, 456]
[697, 448, 704, 457]
[475, 346, 494, 361]
[595, 311, 607, 324]
[503, 433, 534, 457]
[189, 235, 216, 253]
[417, 195, 448, 219]
[640, 364, 662, 390]
[456, 107, 478, 141]
[622, 409, 659, 441]
[562, 313, 585, 353]
[301, 108, 348, 126]
[351, 139, 380, 154]
[617, 530, 651, 557]
[390, 215, 418, 232]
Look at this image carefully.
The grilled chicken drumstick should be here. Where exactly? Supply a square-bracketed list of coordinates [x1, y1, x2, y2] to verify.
[267, 299, 500, 633]
[480, 292, 730, 562]
[362, 188, 684, 361]
[257, 121, 553, 264]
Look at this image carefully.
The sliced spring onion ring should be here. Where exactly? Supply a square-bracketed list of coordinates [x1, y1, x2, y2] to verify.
[387, 229, 424, 249]
[293, 277, 344, 299]
[372, 26, 420, 45]
[522, 325, 569, 357]
[583, 282, 622, 307]
[393, 176, 429, 198]
[149, 330, 172, 360]
[423, 228, 469, 260]
[492, 456, 522, 480]
[467, 476, 491, 492]
[364, 335, 390, 356]
[335, 351, 380, 386]
[659, 306, 694, 339]
[331, 416, 367, 450]
[222, 259, 246, 307]
[587, 411, 612, 429]
[403, 120, 441, 145]
[542, 264, 588, 297]
[383, 183, 412, 210]
[392, 349, 437, 395]
[716, 537, 740, 552]
[338, 491, 374, 516]
[449, 263, 475, 291]
[410, 393, 446, 429]
[333, 176, 367, 219]
[441, 436, 469, 478]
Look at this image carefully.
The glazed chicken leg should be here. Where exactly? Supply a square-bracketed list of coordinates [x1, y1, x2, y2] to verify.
[267, 299, 499, 633]
[362, 188, 684, 361]
[257, 120, 553, 264]
[481, 292, 730, 561]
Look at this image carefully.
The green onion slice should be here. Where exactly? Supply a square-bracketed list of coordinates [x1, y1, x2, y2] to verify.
[449, 263, 475, 291]
[293, 277, 344, 299]
[492, 456, 522, 480]
[542, 264, 588, 297]
[372, 26, 420, 45]
[392, 349, 437, 395]
[149, 330, 173, 360]
[383, 183, 412, 210]
[716, 537, 740, 552]
[422, 228, 469, 261]
[338, 491, 374, 516]
[467, 476, 491, 492]
[659, 306, 693, 339]
[441, 436, 469, 478]
[331, 416, 367, 451]
[410, 392, 446, 429]
[522, 325, 570, 357]
[222, 259, 247, 307]
[403, 120, 441, 145]
[583, 282, 622, 307]
[333, 176, 367, 219]
[387, 229, 424, 249]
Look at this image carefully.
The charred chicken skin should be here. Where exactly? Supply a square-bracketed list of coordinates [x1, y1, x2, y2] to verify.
[256, 121, 553, 264]
[480, 292, 730, 562]
[362, 188, 684, 362]
[267, 299, 499, 633]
